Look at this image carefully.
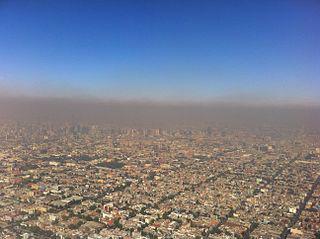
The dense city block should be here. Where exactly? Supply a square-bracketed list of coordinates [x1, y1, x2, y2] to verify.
[0, 123, 319, 239]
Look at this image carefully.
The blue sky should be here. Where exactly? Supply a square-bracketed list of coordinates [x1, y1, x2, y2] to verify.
[0, 0, 319, 103]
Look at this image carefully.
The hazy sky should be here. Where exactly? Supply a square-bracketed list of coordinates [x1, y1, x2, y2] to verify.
[0, 0, 319, 103]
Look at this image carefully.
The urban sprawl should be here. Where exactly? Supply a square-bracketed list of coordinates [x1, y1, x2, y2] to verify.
[0, 122, 319, 239]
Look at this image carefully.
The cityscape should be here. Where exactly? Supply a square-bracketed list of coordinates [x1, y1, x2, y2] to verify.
[1, 1, 320, 238]
[0, 122, 319, 238]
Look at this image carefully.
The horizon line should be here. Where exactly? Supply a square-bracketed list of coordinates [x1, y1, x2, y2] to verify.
[1, 95, 320, 109]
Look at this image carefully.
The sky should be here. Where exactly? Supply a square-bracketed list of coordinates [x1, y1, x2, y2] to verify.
[0, 0, 319, 104]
